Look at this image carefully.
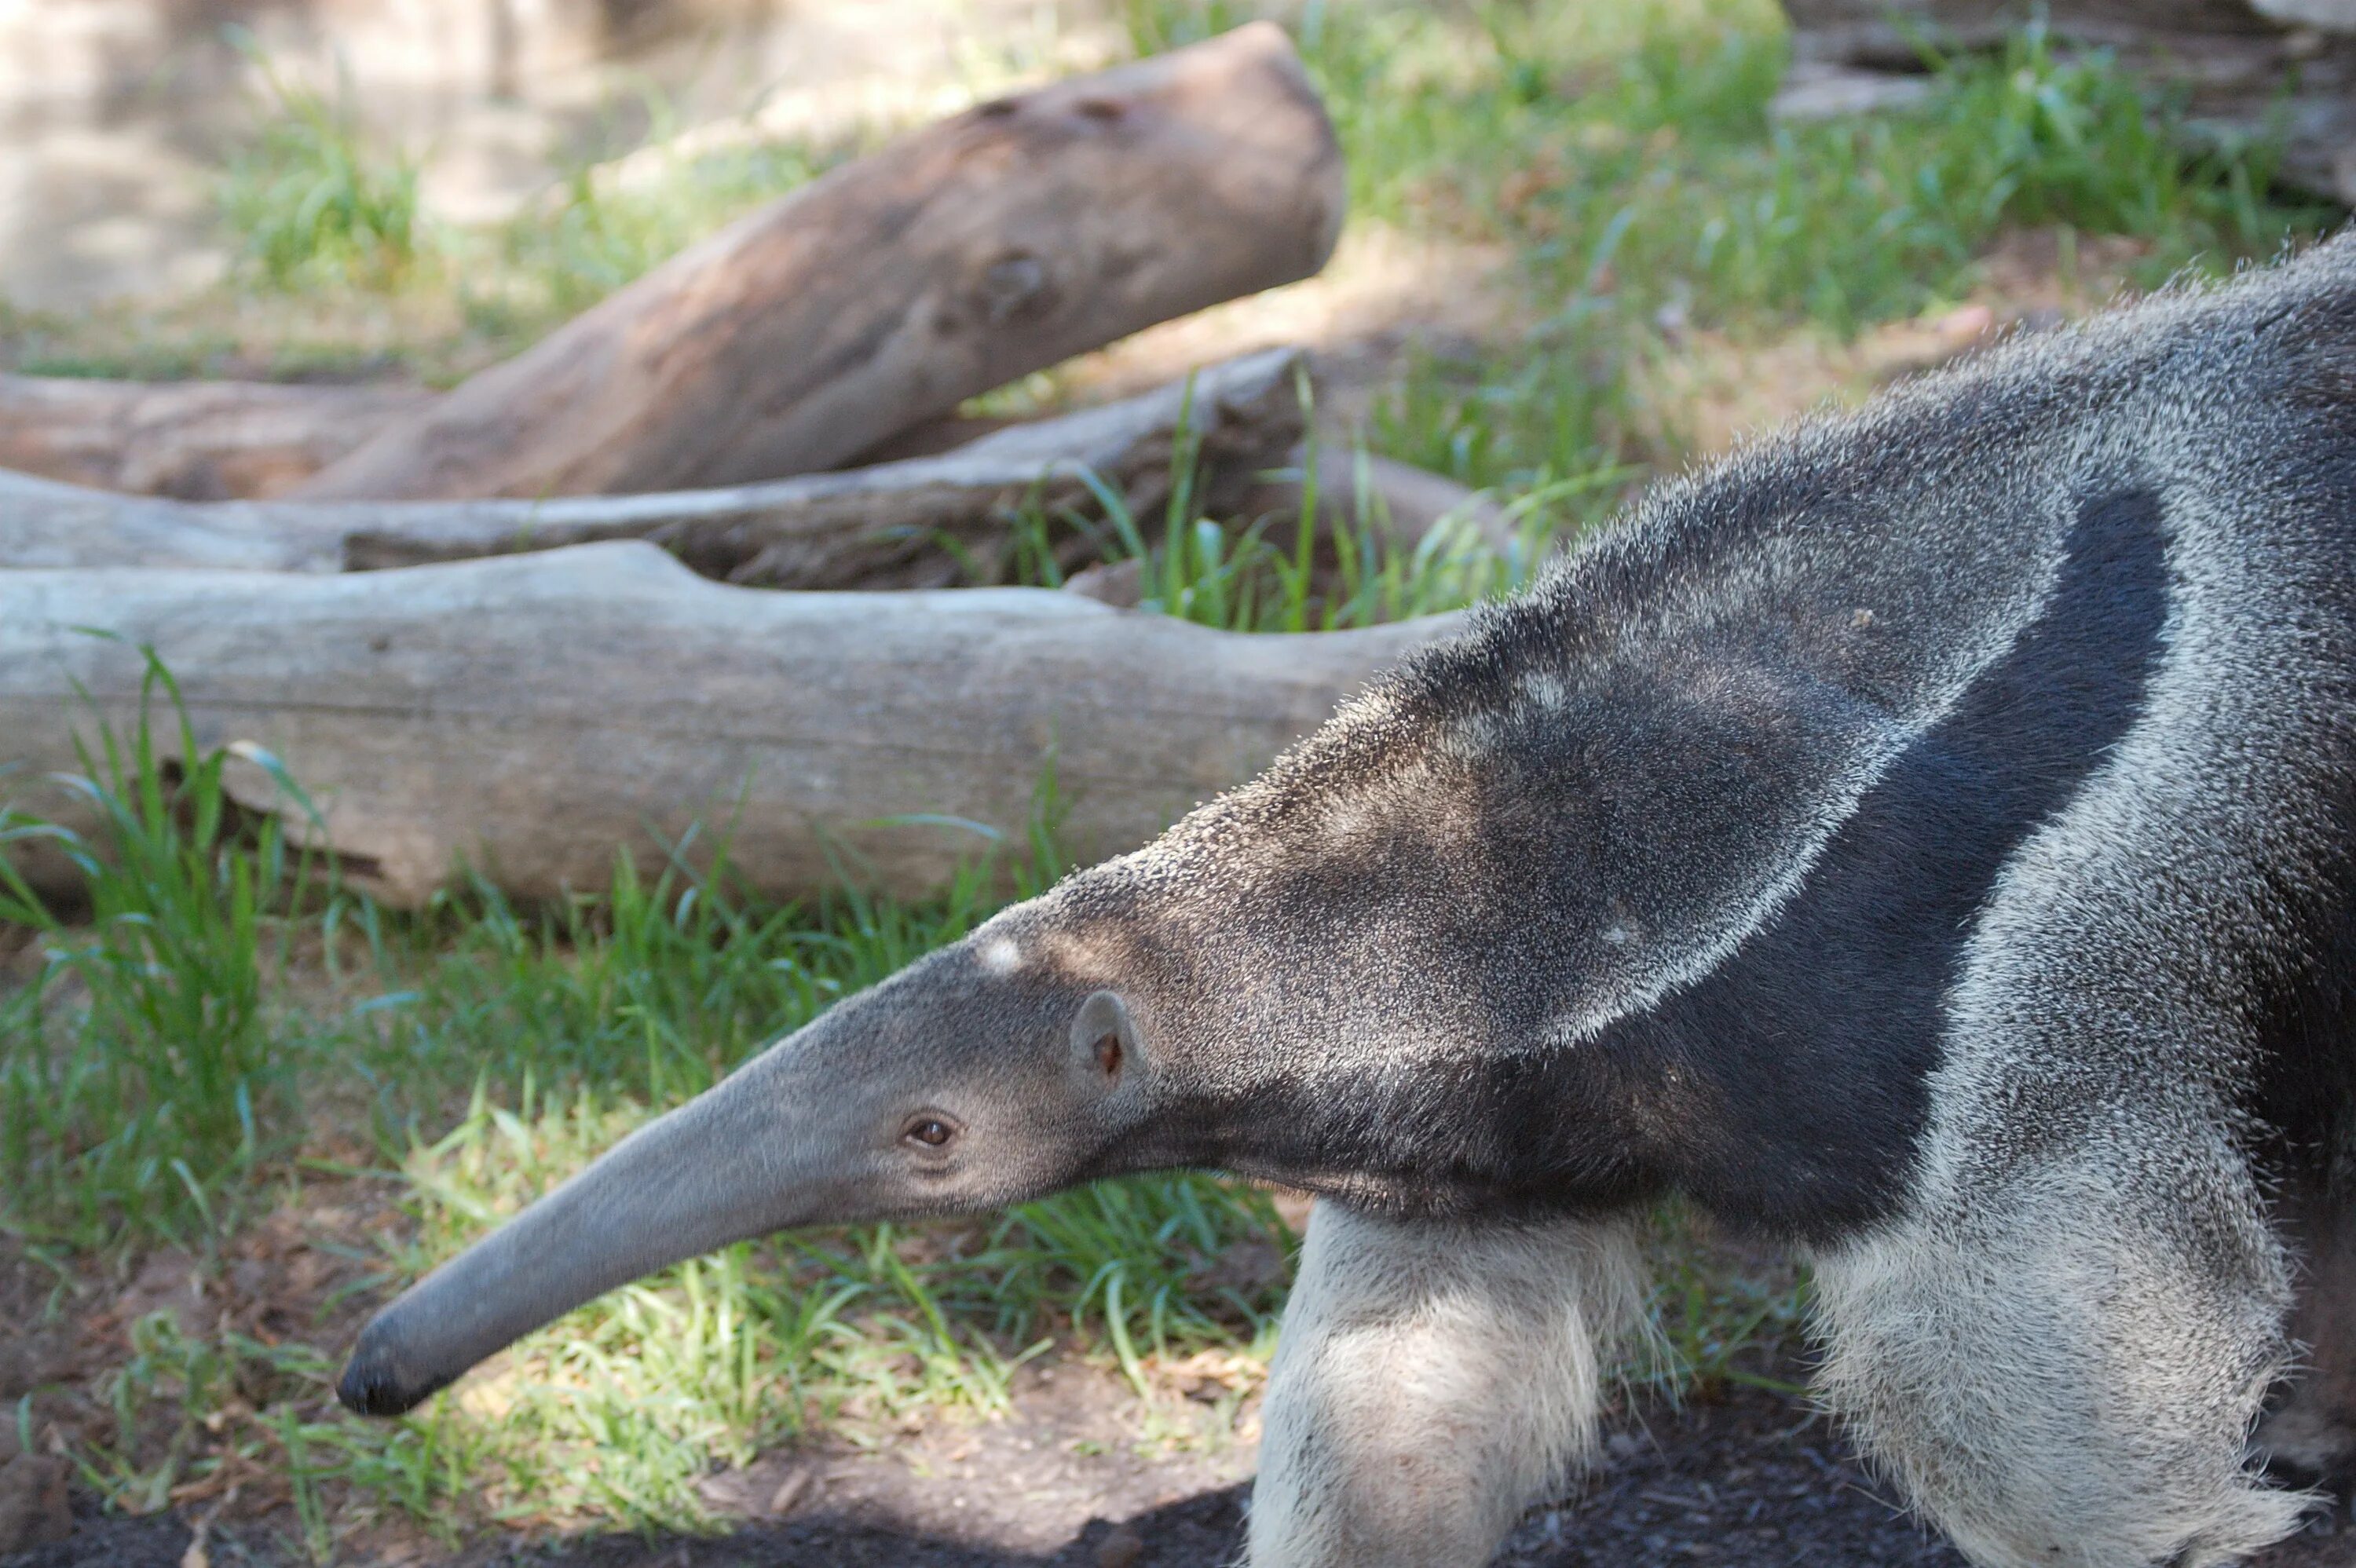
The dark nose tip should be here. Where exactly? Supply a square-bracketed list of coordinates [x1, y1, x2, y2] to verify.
[338, 1358, 408, 1416]
[336, 1329, 438, 1417]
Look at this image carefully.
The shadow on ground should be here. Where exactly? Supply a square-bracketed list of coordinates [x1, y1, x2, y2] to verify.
[12, 1379, 2352, 1568]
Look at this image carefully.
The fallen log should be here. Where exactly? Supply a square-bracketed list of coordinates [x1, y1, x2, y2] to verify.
[0, 543, 1454, 908]
[0, 470, 332, 572]
[1781, 1, 2356, 205]
[348, 348, 1306, 586]
[291, 24, 1345, 502]
[0, 350, 1304, 583]
[0, 375, 434, 500]
[0, 374, 1056, 504]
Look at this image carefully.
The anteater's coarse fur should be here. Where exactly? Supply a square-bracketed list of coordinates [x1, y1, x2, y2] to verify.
[345, 234, 2356, 1568]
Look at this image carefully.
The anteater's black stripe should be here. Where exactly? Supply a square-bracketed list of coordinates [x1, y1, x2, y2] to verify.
[1582, 488, 2175, 1237]
[1213, 491, 2173, 1234]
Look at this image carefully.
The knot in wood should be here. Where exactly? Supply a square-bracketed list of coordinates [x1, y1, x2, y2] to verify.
[979, 252, 1052, 325]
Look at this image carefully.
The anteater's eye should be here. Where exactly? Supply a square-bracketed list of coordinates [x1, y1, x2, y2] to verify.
[1094, 1032, 1123, 1077]
[905, 1117, 956, 1148]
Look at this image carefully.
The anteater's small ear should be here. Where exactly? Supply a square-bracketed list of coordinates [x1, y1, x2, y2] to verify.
[1070, 989, 1141, 1087]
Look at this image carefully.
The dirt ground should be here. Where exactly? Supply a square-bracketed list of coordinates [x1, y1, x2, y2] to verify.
[7, 1351, 2349, 1568]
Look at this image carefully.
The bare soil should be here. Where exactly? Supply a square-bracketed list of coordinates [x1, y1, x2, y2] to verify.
[5, 1348, 2347, 1567]
[5, 1204, 2347, 1568]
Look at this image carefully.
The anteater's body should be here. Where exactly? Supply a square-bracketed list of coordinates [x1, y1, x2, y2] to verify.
[342, 235, 2356, 1568]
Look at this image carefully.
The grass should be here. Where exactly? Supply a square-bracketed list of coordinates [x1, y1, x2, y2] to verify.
[217, 34, 424, 292]
[0, 0, 2340, 1555]
[1297, 0, 2330, 495]
[983, 370, 1585, 627]
[0, 652, 327, 1249]
[1, 688, 1306, 1544]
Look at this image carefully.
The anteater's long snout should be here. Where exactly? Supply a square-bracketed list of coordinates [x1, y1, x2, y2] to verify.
[338, 1047, 849, 1416]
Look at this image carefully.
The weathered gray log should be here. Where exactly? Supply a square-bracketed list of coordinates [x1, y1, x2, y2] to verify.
[0, 375, 434, 500]
[291, 24, 1344, 503]
[347, 348, 1305, 586]
[0, 543, 1452, 908]
[1780, 1, 2356, 204]
[0, 469, 335, 572]
[0, 350, 1304, 583]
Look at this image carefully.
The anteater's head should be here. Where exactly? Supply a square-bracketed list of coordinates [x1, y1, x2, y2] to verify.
[335, 734, 1501, 1419]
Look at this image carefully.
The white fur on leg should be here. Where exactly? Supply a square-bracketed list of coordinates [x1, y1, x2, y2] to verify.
[1812, 1153, 2305, 1568]
[1246, 1204, 1644, 1568]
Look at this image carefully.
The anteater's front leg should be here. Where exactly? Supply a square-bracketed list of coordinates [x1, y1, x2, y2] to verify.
[1247, 1203, 1643, 1568]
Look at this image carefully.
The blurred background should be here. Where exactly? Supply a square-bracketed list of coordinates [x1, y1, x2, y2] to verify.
[5, 0, 2342, 483]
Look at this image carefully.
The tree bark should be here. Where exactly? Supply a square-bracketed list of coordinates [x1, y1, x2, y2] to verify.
[0, 543, 1452, 909]
[288, 23, 1345, 503]
[0, 350, 1305, 583]
[346, 348, 1306, 585]
[0, 374, 432, 499]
